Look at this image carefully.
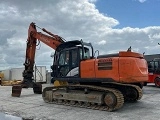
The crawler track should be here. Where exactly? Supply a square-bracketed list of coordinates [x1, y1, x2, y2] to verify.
[124, 84, 142, 102]
[42, 85, 124, 112]
[101, 83, 143, 102]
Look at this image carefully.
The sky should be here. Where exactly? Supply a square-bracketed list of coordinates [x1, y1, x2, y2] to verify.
[96, 0, 160, 28]
[0, 0, 160, 70]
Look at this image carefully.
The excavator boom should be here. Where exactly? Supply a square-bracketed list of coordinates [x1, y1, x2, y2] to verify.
[12, 22, 64, 97]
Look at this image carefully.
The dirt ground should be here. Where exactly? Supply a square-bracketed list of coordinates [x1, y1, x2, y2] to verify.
[0, 83, 160, 120]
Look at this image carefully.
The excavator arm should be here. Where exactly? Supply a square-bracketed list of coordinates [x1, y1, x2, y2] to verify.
[12, 22, 65, 97]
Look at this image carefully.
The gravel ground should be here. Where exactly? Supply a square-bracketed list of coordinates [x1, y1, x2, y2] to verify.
[0, 83, 160, 120]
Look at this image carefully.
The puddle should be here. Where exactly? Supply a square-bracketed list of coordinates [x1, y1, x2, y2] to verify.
[0, 112, 22, 120]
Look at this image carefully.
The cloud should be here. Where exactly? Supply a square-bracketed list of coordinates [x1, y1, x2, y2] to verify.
[0, 30, 16, 46]
[0, 0, 159, 70]
[133, 0, 147, 3]
[138, 0, 147, 3]
[149, 33, 160, 40]
[94, 26, 160, 54]
[98, 40, 107, 45]
[88, 0, 98, 3]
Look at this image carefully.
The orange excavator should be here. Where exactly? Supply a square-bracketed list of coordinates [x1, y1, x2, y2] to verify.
[12, 22, 148, 111]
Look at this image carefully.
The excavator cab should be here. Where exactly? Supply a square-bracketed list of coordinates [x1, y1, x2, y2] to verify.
[51, 40, 93, 82]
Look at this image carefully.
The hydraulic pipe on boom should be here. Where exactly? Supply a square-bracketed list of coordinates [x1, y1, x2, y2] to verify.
[12, 22, 65, 97]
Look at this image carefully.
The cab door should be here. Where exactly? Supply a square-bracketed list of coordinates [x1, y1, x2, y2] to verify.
[57, 48, 80, 77]
[57, 50, 70, 77]
[67, 48, 80, 77]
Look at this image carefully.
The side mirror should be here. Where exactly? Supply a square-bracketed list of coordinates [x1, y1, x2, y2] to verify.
[94, 50, 99, 57]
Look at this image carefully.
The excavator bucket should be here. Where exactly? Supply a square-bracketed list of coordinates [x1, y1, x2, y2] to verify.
[12, 85, 23, 97]
[12, 83, 42, 97]
[33, 83, 42, 94]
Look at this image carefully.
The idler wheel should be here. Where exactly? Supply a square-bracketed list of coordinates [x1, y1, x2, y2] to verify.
[104, 92, 117, 108]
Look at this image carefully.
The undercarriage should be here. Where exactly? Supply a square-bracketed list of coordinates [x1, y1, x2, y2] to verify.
[42, 83, 142, 112]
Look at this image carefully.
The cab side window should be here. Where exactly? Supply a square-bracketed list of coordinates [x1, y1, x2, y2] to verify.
[84, 48, 90, 59]
[79, 47, 90, 60]
[71, 50, 78, 67]
[59, 51, 69, 65]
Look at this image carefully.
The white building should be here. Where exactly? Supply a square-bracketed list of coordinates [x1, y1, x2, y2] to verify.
[1, 66, 47, 83]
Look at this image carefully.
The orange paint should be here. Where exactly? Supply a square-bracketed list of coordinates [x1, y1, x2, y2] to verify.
[80, 51, 148, 84]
